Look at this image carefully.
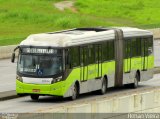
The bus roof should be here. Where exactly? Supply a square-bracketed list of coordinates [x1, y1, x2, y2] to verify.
[20, 27, 153, 47]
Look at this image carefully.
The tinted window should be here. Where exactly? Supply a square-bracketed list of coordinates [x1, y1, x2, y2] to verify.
[80, 47, 84, 66]
[95, 45, 99, 63]
[145, 39, 149, 56]
[124, 39, 131, 59]
[137, 38, 141, 56]
[65, 49, 70, 68]
[95, 44, 102, 63]
[148, 37, 153, 55]
[108, 41, 114, 60]
[131, 39, 137, 57]
[83, 47, 88, 66]
[88, 45, 95, 64]
[70, 47, 80, 67]
[102, 42, 108, 61]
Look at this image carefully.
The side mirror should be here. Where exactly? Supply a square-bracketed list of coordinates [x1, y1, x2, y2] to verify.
[11, 52, 15, 63]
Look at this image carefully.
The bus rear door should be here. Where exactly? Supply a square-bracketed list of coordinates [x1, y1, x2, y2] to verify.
[80, 47, 88, 82]
[124, 39, 131, 73]
[95, 44, 102, 79]
[141, 39, 148, 71]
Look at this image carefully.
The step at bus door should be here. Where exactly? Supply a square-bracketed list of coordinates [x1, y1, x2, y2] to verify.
[80, 47, 88, 82]
[95, 44, 102, 79]
[141, 39, 148, 71]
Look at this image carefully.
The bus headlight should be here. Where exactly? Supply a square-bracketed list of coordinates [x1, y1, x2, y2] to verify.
[51, 76, 63, 84]
[16, 75, 23, 82]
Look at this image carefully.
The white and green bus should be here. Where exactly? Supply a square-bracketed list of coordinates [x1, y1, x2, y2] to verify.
[11, 27, 154, 100]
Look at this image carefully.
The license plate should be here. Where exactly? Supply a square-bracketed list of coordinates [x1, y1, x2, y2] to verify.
[32, 89, 40, 92]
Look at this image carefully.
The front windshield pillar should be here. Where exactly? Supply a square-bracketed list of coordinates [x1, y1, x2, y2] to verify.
[63, 49, 65, 71]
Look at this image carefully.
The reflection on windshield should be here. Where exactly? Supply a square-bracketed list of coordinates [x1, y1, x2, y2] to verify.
[18, 55, 63, 76]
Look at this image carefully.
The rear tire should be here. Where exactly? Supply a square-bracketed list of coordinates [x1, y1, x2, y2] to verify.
[131, 73, 139, 89]
[99, 78, 107, 95]
[30, 95, 39, 101]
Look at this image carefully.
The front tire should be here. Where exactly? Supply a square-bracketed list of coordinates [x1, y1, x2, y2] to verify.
[30, 95, 39, 101]
[71, 84, 78, 100]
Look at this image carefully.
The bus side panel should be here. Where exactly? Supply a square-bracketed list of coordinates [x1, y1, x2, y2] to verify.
[140, 55, 154, 81]
[63, 67, 80, 97]
[131, 57, 142, 70]
[87, 64, 102, 92]
[148, 55, 154, 69]
[122, 55, 154, 85]
[123, 58, 131, 84]
[123, 57, 141, 84]
[102, 61, 115, 88]
[87, 64, 96, 80]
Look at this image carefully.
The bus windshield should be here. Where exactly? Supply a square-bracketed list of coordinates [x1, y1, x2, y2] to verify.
[17, 55, 63, 77]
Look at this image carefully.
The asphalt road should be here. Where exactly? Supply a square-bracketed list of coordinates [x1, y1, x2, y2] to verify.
[0, 73, 159, 113]
[0, 59, 16, 93]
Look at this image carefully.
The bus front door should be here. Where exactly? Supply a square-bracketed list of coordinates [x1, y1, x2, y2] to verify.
[95, 45, 102, 79]
[141, 39, 148, 71]
[125, 39, 131, 73]
[80, 47, 89, 93]
[80, 47, 88, 82]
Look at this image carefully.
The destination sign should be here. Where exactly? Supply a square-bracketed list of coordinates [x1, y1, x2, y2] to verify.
[22, 48, 61, 54]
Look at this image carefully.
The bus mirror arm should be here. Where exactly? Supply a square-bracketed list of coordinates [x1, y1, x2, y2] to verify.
[11, 46, 20, 63]
[11, 52, 15, 63]
[13, 46, 20, 52]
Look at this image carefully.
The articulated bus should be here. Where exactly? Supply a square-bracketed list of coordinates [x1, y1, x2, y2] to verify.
[11, 27, 154, 100]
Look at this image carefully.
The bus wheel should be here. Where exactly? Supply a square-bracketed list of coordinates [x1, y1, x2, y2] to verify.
[71, 84, 78, 100]
[30, 95, 39, 101]
[99, 78, 107, 95]
[132, 73, 139, 89]
[17, 94, 25, 97]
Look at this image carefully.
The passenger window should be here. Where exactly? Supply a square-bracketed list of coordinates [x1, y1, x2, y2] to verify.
[108, 41, 114, 60]
[102, 42, 108, 61]
[95, 45, 99, 63]
[88, 45, 95, 64]
[70, 47, 80, 68]
[136, 38, 141, 57]
[131, 39, 137, 57]
[148, 38, 153, 55]
[83, 46, 88, 66]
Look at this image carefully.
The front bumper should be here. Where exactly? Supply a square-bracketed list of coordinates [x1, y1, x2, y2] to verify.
[16, 80, 66, 96]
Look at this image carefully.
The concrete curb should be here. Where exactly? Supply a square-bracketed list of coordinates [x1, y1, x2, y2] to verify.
[0, 45, 18, 59]
[154, 67, 160, 74]
[149, 28, 160, 39]
[41, 87, 160, 114]
[0, 90, 18, 101]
